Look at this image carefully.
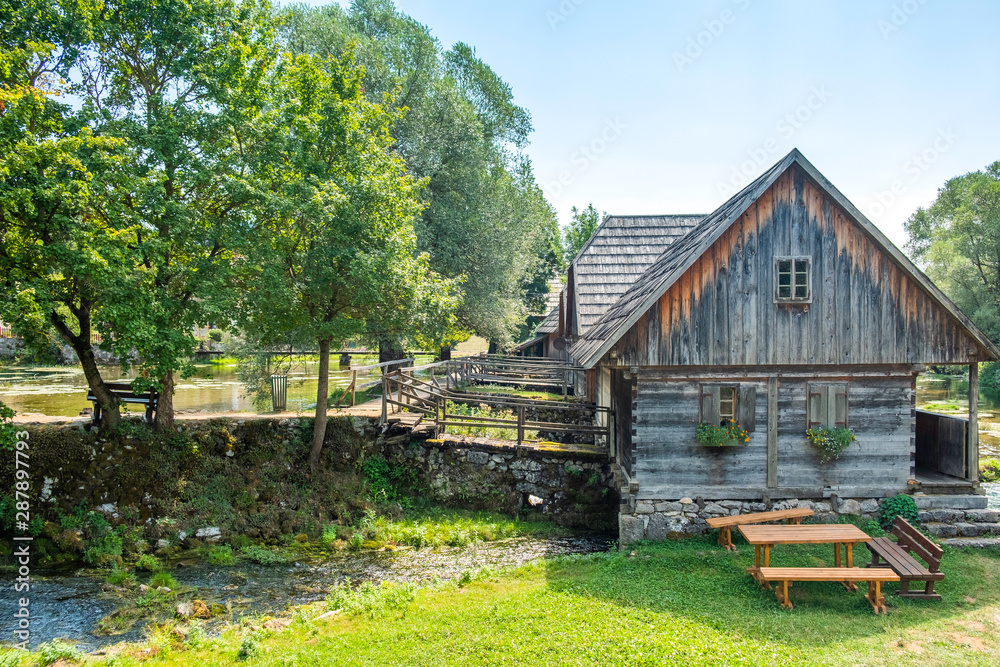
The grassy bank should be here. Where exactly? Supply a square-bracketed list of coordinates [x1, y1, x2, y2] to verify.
[12, 536, 999, 666]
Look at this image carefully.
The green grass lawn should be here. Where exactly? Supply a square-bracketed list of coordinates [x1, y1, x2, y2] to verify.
[13, 536, 1000, 666]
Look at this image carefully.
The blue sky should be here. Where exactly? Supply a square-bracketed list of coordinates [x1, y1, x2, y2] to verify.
[310, 0, 1000, 248]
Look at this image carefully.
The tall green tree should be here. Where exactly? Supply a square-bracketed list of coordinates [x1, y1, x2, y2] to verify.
[281, 0, 561, 351]
[0, 0, 134, 428]
[905, 162, 1000, 342]
[79, 0, 276, 429]
[563, 203, 603, 264]
[236, 50, 458, 468]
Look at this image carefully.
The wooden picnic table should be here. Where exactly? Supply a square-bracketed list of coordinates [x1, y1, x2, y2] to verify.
[739, 524, 872, 590]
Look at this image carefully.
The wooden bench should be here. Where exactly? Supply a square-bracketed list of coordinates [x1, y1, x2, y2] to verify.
[87, 382, 159, 423]
[756, 567, 900, 614]
[706, 507, 814, 550]
[865, 516, 944, 600]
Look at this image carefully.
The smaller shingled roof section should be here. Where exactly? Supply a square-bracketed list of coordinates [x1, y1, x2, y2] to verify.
[535, 304, 560, 334]
[572, 214, 704, 334]
[570, 148, 1000, 368]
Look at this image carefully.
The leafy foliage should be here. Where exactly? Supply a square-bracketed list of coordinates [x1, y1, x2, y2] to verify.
[905, 161, 1000, 342]
[240, 545, 290, 566]
[326, 578, 417, 617]
[695, 420, 749, 446]
[281, 1, 561, 348]
[981, 457, 1000, 483]
[563, 203, 604, 263]
[37, 639, 84, 666]
[0, 401, 14, 451]
[804, 427, 856, 462]
[878, 493, 920, 530]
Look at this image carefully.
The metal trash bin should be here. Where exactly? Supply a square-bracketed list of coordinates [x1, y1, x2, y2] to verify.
[270, 374, 288, 412]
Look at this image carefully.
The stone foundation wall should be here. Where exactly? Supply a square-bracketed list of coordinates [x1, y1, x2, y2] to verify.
[619, 496, 987, 544]
[379, 431, 617, 529]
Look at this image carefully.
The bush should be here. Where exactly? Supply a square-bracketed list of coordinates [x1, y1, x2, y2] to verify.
[149, 571, 177, 589]
[980, 458, 1000, 483]
[236, 634, 259, 661]
[37, 639, 84, 665]
[82, 512, 123, 566]
[136, 554, 161, 571]
[0, 400, 15, 451]
[208, 330, 224, 343]
[207, 545, 236, 565]
[241, 545, 290, 566]
[326, 578, 416, 617]
[878, 494, 919, 530]
[106, 567, 136, 587]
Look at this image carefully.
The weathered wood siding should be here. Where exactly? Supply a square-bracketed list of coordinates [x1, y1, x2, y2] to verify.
[633, 373, 913, 499]
[613, 167, 979, 366]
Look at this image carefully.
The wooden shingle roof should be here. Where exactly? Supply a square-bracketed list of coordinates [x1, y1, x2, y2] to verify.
[535, 304, 560, 334]
[572, 214, 704, 334]
[570, 148, 1000, 368]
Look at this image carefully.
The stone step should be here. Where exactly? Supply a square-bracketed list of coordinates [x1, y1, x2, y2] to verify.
[939, 537, 1000, 548]
[912, 494, 987, 510]
[919, 508, 1000, 524]
[924, 522, 1000, 538]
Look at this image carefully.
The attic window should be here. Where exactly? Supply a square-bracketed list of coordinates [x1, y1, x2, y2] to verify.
[775, 257, 811, 303]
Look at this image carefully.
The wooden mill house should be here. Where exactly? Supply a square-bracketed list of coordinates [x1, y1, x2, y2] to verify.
[536, 149, 998, 543]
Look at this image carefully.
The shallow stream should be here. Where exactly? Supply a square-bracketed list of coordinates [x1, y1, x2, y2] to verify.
[0, 535, 613, 650]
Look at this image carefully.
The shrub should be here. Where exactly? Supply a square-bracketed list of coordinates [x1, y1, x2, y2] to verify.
[106, 567, 136, 587]
[363, 456, 393, 501]
[0, 400, 15, 451]
[878, 494, 919, 530]
[208, 330, 224, 343]
[805, 427, 856, 462]
[149, 572, 177, 589]
[241, 545, 290, 566]
[326, 579, 416, 617]
[236, 635, 259, 661]
[82, 512, 123, 566]
[136, 554, 160, 572]
[349, 533, 364, 550]
[207, 545, 236, 565]
[980, 458, 1000, 483]
[37, 639, 84, 665]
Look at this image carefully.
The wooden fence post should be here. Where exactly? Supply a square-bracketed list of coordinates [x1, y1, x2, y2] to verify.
[397, 370, 403, 408]
[561, 368, 568, 396]
[517, 405, 525, 447]
[350, 369, 357, 406]
[380, 375, 388, 424]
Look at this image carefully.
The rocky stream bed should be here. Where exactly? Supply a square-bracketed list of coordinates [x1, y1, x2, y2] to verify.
[1, 534, 614, 651]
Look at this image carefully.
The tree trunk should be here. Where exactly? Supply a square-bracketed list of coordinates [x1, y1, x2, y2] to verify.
[153, 372, 175, 431]
[309, 338, 331, 470]
[488, 340, 498, 354]
[49, 308, 121, 429]
[379, 338, 406, 364]
[439, 344, 452, 362]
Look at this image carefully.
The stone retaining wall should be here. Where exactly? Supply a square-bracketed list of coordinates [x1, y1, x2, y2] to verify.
[379, 429, 617, 529]
[620, 496, 1000, 544]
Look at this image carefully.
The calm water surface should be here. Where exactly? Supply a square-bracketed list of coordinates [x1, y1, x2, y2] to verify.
[0, 356, 435, 417]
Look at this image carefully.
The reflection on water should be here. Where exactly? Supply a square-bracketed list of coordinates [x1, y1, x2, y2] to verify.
[916, 373, 1000, 459]
[0, 356, 428, 417]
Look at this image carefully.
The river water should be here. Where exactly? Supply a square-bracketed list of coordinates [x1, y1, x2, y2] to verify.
[0, 535, 613, 650]
[0, 356, 435, 417]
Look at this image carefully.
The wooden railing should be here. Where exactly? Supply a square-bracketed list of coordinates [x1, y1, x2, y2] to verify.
[0, 323, 19, 339]
[381, 363, 609, 448]
[327, 357, 415, 407]
[441, 353, 584, 396]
